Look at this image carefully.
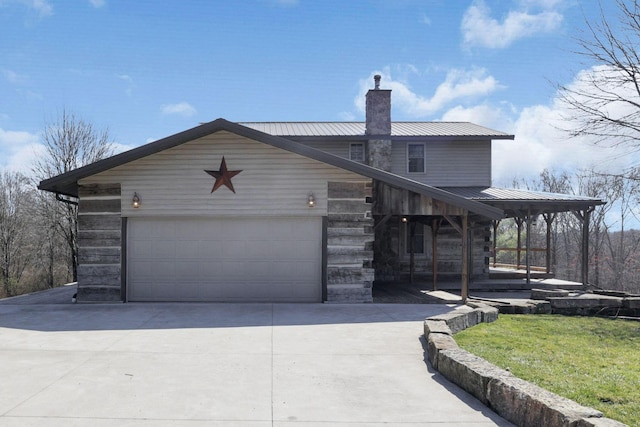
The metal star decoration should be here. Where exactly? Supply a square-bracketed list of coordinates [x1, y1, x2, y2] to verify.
[204, 157, 243, 193]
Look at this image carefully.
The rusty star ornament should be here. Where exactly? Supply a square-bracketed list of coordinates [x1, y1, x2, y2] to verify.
[204, 157, 243, 193]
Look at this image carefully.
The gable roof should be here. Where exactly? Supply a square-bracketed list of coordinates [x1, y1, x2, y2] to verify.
[240, 121, 515, 141]
[38, 118, 504, 220]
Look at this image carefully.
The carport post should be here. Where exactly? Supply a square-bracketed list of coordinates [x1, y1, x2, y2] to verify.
[461, 214, 469, 303]
[430, 218, 440, 291]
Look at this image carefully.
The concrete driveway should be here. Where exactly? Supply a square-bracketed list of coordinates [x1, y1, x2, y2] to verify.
[0, 297, 512, 426]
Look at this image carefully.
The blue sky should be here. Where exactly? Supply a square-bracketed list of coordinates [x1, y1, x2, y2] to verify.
[0, 0, 633, 184]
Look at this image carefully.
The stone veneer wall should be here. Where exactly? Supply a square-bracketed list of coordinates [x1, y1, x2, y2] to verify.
[326, 181, 374, 303]
[77, 183, 122, 302]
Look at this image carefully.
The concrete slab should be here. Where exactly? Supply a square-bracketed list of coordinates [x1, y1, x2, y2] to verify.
[424, 290, 463, 303]
[0, 297, 512, 426]
[0, 283, 77, 305]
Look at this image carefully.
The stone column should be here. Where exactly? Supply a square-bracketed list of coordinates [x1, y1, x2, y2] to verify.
[366, 75, 394, 284]
[77, 183, 123, 302]
[365, 74, 392, 172]
[326, 181, 374, 303]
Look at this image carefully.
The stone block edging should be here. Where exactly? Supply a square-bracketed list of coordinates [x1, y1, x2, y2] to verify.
[424, 304, 628, 427]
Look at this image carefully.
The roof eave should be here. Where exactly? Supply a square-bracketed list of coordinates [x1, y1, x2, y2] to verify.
[37, 119, 504, 219]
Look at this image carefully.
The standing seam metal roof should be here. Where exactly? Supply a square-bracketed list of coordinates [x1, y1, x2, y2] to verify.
[443, 187, 604, 203]
[239, 122, 514, 138]
[443, 187, 604, 216]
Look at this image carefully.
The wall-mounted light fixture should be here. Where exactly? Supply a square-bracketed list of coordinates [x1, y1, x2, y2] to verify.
[401, 217, 408, 223]
[132, 192, 141, 208]
[308, 193, 315, 207]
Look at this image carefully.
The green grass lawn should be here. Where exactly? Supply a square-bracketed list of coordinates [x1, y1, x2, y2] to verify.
[454, 315, 640, 426]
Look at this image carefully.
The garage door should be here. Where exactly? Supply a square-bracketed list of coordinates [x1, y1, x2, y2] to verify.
[127, 217, 323, 302]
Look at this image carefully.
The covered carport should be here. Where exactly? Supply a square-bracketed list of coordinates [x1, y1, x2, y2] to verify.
[445, 187, 606, 287]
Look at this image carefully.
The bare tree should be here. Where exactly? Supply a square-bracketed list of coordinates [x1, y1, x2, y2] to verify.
[598, 172, 640, 290]
[33, 110, 115, 282]
[557, 0, 640, 148]
[0, 172, 34, 296]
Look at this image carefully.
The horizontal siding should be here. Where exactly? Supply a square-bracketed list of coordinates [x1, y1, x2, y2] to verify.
[80, 131, 368, 217]
[300, 140, 351, 159]
[391, 140, 491, 187]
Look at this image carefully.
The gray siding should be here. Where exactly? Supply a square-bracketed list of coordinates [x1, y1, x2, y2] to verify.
[80, 132, 367, 218]
[304, 139, 492, 187]
[300, 140, 351, 159]
[391, 140, 491, 187]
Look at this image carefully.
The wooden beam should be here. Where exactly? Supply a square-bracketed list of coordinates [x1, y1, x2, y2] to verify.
[373, 214, 393, 230]
[461, 214, 469, 303]
[543, 213, 556, 274]
[580, 207, 594, 287]
[525, 210, 531, 287]
[409, 220, 415, 284]
[443, 214, 462, 234]
[515, 217, 524, 270]
[492, 220, 500, 268]
[430, 218, 440, 291]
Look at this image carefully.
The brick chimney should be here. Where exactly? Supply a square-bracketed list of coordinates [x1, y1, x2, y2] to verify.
[365, 75, 392, 171]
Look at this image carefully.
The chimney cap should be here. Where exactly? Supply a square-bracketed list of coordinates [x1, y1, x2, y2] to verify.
[374, 74, 381, 90]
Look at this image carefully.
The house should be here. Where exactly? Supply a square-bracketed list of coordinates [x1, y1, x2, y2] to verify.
[38, 76, 604, 303]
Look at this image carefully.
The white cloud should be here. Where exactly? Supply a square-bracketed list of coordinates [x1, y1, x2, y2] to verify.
[111, 142, 134, 155]
[0, 0, 53, 17]
[89, 0, 105, 8]
[117, 74, 134, 96]
[355, 67, 502, 117]
[0, 127, 43, 175]
[461, 0, 563, 49]
[441, 103, 515, 131]
[1, 68, 27, 84]
[30, 0, 51, 16]
[161, 102, 197, 117]
[338, 111, 356, 121]
[556, 65, 640, 146]
[441, 101, 624, 186]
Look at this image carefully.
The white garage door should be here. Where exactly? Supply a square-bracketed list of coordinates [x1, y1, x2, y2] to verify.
[127, 217, 322, 302]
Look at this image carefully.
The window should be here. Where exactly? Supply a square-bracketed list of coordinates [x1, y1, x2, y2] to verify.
[350, 143, 365, 163]
[406, 222, 425, 254]
[407, 143, 425, 173]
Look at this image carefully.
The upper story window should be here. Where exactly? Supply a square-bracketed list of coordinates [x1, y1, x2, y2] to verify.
[350, 143, 365, 163]
[407, 143, 425, 173]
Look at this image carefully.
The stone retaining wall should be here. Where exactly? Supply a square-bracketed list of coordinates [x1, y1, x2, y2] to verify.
[424, 305, 628, 427]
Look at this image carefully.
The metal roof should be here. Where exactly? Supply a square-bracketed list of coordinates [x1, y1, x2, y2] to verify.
[240, 122, 514, 140]
[443, 187, 605, 215]
[38, 119, 504, 219]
